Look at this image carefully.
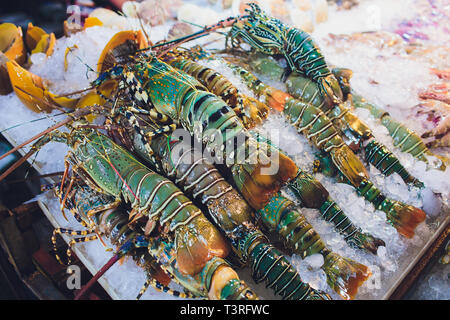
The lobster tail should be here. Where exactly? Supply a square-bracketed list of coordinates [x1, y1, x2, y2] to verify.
[319, 198, 385, 254]
[248, 242, 330, 300]
[330, 145, 369, 187]
[219, 278, 259, 300]
[148, 236, 259, 300]
[364, 140, 424, 188]
[318, 74, 343, 106]
[240, 95, 270, 129]
[357, 179, 426, 238]
[231, 142, 298, 210]
[257, 194, 371, 299]
[331, 67, 353, 97]
[288, 173, 385, 254]
[288, 171, 329, 208]
[347, 230, 386, 255]
[322, 252, 371, 300]
[380, 199, 427, 238]
[258, 190, 384, 255]
[207, 262, 259, 300]
[259, 194, 326, 256]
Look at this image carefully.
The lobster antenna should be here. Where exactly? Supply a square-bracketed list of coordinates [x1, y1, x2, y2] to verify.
[127, 16, 242, 57]
[0, 112, 68, 134]
[23, 147, 42, 181]
[65, 46, 96, 79]
[0, 106, 100, 163]
[53, 86, 96, 98]
[153, 17, 244, 57]
[74, 238, 137, 300]
[136, 10, 151, 45]
[6, 86, 72, 180]
[151, 30, 209, 49]
[7, 171, 64, 185]
[180, 19, 228, 36]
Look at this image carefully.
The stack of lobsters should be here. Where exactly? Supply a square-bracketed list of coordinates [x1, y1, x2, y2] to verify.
[0, 3, 447, 300]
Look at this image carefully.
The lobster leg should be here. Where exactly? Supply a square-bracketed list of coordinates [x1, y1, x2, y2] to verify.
[125, 106, 171, 124]
[51, 228, 97, 265]
[136, 277, 197, 300]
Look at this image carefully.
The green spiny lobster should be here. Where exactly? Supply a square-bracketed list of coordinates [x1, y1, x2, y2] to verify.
[235, 51, 425, 188]
[174, 3, 428, 186]
[164, 48, 425, 240]
[159, 52, 384, 255]
[106, 110, 369, 300]
[91, 47, 298, 211]
[224, 60, 426, 239]
[259, 193, 371, 300]
[53, 178, 197, 299]
[105, 112, 334, 300]
[0, 123, 258, 300]
[226, 3, 344, 106]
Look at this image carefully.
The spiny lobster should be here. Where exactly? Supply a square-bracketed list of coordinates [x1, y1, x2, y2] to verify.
[160, 52, 384, 254]
[224, 60, 426, 239]
[233, 51, 426, 188]
[0, 123, 258, 300]
[91, 46, 298, 211]
[227, 3, 344, 106]
[106, 110, 369, 300]
[157, 47, 425, 240]
[105, 112, 334, 300]
[52, 178, 194, 299]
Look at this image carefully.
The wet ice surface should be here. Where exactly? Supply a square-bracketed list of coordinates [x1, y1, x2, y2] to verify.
[0, 0, 448, 300]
